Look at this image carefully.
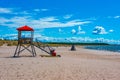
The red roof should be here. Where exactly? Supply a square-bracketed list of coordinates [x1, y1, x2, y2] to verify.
[17, 25, 34, 31]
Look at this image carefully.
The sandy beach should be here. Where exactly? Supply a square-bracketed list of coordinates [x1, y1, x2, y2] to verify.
[0, 45, 120, 80]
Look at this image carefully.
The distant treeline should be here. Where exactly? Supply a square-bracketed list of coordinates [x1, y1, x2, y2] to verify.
[0, 39, 109, 46]
[44, 42, 109, 46]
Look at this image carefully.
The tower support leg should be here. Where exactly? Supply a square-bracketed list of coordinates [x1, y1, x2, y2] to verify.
[13, 44, 20, 57]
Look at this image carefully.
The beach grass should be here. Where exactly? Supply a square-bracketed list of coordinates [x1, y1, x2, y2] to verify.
[0, 40, 17, 46]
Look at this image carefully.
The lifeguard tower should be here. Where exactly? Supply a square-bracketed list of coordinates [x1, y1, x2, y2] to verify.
[13, 25, 36, 57]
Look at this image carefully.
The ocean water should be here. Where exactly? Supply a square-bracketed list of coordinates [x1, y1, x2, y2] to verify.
[85, 45, 120, 53]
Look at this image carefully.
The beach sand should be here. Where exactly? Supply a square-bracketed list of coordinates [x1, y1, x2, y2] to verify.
[0, 45, 120, 80]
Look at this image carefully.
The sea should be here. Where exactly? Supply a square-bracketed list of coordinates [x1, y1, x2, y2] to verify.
[85, 45, 120, 53]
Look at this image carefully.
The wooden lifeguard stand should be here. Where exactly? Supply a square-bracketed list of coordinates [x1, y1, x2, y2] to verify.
[13, 25, 36, 57]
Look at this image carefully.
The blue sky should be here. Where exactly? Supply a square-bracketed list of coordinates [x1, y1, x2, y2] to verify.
[0, 0, 120, 44]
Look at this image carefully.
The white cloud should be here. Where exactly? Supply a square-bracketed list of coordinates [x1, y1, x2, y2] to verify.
[71, 29, 76, 34]
[41, 9, 48, 11]
[20, 11, 30, 15]
[0, 7, 91, 28]
[39, 17, 58, 22]
[78, 26, 82, 31]
[34, 9, 49, 12]
[114, 16, 120, 19]
[63, 15, 73, 19]
[108, 16, 120, 19]
[0, 17, 9, 23]
[92, 26, 107, 34]
[0, 7, 48, 15]
[71, 26, 86, 35]
[0, 16, 30, 27]
[34, 36, 120, 44]
[77, 26, 85, 34]
[0, 7, 31, 15]
[109, 29, 114, 32]
[2, 33, 120, 44]
[0, 7, 12, 13]
[0, 16, 90, 28]
[59, 20, 90, 27]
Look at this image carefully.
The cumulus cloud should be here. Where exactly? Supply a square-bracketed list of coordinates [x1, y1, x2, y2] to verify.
[71, 29, 76, 34]
[71, 26, 86, 35]
[92, 26, 107, 35]
[77, 26, 85, 34]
